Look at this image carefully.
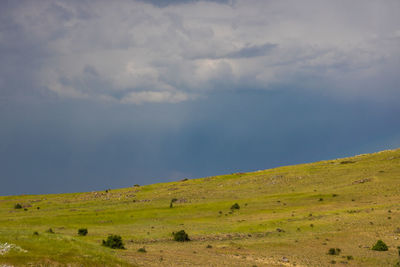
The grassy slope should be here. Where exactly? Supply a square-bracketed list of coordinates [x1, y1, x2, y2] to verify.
[0, 148, 400, 266]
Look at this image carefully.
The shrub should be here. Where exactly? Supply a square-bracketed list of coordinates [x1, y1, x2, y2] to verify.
[33, 231, 39, 236]
[173, 230, 190, 242]
[346, 255, 353, 260]
[102, 235, 125, 249]
[46, 228, 54, 234]
[397, 246, 400, 256]
[170, 198, 178, 208]
[328, 248, 341, 255]
[372, 240, 388, 251]
[78, 228, 88, 236]
[14, 203, 22, 209]
[231, 203, 240, 210]
[137, 247, 146, 253]
[206, 244, 212, 248]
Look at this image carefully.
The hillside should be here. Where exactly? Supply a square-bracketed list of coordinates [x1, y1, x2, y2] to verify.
[1, 148, 400, 266]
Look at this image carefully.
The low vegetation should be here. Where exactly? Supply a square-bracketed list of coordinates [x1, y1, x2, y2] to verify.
[372, 240, 389, 251]
[173, 230, 190, 242]
[137, 247, 146, 253]
[78, 228, 88, 236]
[102, 235, 125, 249]
[230, 203, 240, 210]
[328, 248, 341, 255]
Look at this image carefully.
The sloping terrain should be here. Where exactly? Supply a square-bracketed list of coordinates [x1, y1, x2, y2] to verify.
[0, 148, 400, 266]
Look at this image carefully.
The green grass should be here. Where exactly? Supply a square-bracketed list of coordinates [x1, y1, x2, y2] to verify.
[1, 148, 400, 266]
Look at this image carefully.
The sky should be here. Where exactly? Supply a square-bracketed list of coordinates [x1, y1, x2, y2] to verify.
[1, 0, 399, 195]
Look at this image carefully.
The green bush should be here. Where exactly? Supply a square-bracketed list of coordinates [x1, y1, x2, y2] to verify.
[78, 228, 88, 236]
[173, 230, 190, 242]
[231, 203, 240, 210]
[372, 240, 388, 251]
[102, 235, 125, 249]
[33, 231, 39, 236]
[137, 247, 146, 253]
[328, 248, 341, 255]
[14, 203, 22, 209]
[46, 228, 54, 234]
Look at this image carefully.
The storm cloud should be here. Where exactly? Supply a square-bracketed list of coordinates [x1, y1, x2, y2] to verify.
[2, 0, 400, 103]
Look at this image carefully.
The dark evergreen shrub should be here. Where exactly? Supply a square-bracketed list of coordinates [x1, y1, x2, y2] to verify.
[102, 235, 125, 249]
[173, 230, 190, 242]
[78, 228, 88, 236]
[372, 240, 388, 251]
[46, 228, 54, 234]
[231, 203, 240, 210]
[14, 203, 22, 209]
[137, 247, 146, 253]
[328, 248, 341, 255]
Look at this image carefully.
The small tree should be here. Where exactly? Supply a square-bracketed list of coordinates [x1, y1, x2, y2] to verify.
[173, 230, 190, 242]
[14, 203, 22, 209]
[372, 240, 388, 251]
[102, 235, 125, 249]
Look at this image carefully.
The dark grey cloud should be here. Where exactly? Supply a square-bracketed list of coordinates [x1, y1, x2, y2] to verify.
[2, 0, 399, 104]
[138, 0, 232, 7]
[224, 43, 277, 59]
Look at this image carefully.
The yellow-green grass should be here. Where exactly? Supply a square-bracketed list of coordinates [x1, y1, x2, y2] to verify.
[1, 148, 400, 266]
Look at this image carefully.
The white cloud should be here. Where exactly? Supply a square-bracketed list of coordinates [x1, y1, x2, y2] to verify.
[4, 0, 400, 103]
[121, 90, 189, 104]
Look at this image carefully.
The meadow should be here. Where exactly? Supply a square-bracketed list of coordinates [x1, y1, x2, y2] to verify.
[1, 148, 399, 266]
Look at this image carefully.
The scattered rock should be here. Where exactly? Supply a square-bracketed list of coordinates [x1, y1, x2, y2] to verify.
[352, 178, 371, 184]
[0, 243, 28, 255]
